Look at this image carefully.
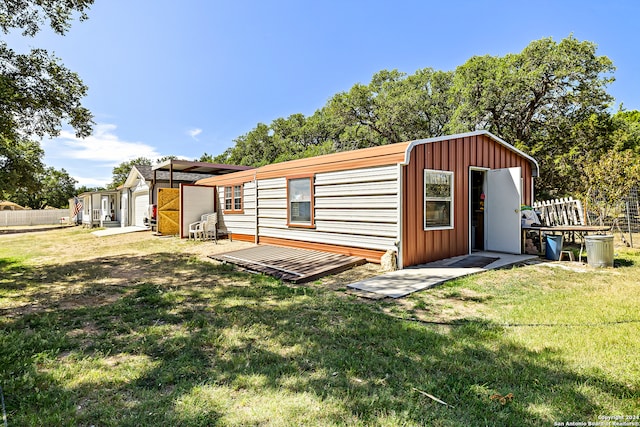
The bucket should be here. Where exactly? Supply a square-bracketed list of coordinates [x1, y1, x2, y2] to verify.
[585, 235, 614, 267]
[545, 234, 564, 261]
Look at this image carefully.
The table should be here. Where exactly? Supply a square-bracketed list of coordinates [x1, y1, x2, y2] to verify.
[522, 225, 611, 255]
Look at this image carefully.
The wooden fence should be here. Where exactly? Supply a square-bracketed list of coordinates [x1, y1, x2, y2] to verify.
[532, 197, 585, 226]
[0, 209, 70, 227]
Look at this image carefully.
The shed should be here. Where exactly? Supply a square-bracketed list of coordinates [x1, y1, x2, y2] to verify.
[196, 131, 539, 268]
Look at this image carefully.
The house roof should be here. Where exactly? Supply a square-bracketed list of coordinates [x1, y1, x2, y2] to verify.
[78, 190, 120, 197]
[196, 130, 539, 186]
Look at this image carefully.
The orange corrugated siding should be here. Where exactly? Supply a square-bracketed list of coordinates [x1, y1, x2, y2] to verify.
[259, 236, 385, 263]
[401, 134, 533, 267]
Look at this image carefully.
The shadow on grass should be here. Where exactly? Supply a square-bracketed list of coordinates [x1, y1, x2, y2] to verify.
[1, 252, 637, 425]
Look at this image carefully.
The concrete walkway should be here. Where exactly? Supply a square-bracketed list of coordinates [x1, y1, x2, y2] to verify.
[91, 226, 149, 237]
[348, 251, 539, 298]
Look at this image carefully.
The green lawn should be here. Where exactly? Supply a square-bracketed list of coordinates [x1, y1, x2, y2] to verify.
[1, 228, 638, 426]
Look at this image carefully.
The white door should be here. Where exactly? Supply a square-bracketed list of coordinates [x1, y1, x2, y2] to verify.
[133, 192, 148, 227]
[101, 196, 109, 220]
[486, 167, 522, 253]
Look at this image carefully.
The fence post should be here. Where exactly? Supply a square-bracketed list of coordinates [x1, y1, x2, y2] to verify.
[627, 201, 634, 248]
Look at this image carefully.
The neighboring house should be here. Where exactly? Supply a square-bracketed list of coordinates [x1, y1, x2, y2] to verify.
[119, 160, 253, 228]
[196, 131, 539, 268]
[78, 190, 121, 228]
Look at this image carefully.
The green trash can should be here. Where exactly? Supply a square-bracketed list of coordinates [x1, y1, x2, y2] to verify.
[585, 235, 614, 267]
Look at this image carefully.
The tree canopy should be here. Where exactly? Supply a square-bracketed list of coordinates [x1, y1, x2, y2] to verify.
[0, 0, 94, 202]
[211, 35, 631, 199]
[10, 166, 77, 209]
[108, 157, 153, 190]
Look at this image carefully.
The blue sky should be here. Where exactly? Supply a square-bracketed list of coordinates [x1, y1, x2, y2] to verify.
[7, 0, 640, 187]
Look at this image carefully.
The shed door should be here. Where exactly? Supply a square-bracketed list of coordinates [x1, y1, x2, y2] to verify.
[486, 167, 521, 254]
[133, 192, 148, 227]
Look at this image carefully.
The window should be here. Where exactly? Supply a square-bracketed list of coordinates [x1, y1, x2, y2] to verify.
[224, 187, 232, 211]
[424, 169, 454, 229]
[287, 176, 314, 227]
[224, 184, 243, 213]
[234, 185, 242, 210]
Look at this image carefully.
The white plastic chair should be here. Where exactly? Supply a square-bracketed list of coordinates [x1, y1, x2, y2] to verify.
[188, 213, 210, 240]
[202, 213, 218, 244]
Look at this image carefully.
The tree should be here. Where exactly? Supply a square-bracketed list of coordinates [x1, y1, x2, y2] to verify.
[0, 0, 94, 199]
[0, 0, 93, 37]
[197, 152, 215, 163]
[611, 110, 640, 153]
[11, 166, 77, 209]
[448, 36, 615, 197]
[75, 184, 105, 194]
[0, 137, 43, 197]
[582, 150, 640, 225]
[327, 68, 454, 150]
[109, 157, 153, 189]
[211, 36, 618, 199]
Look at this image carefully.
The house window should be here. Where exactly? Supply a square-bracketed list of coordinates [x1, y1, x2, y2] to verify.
[424, 169, 454, 229]
[224, 185, 243, 213]
[234, 185, 242, 210]
[287, 176, 314, 227]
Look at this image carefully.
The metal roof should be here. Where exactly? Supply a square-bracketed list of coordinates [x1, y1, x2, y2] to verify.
[152, 159, 253, 175]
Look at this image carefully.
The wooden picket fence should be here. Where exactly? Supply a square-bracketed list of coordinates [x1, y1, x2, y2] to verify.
[532, 197, 585, 227]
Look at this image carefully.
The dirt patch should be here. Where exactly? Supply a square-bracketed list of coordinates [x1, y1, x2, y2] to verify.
[2, 227, 386, 314]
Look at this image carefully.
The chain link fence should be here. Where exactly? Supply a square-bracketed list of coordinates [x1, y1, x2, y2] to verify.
[586, 186, 639, 248]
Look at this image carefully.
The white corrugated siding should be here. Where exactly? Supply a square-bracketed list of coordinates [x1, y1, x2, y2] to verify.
[216, 181, 257, 237]
[256, 165, 399, 251]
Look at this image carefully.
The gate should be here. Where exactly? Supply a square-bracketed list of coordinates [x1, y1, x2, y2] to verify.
[157, 188, 180, 235]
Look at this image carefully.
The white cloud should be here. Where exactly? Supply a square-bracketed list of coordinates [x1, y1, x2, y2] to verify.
[71, 174, 111, 189]
[187, 128, 203, 140]
[40, 123, 165, 188]
[48, 123, 162, 166]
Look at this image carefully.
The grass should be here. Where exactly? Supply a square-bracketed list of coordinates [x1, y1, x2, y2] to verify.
[1, 228, 639, 426]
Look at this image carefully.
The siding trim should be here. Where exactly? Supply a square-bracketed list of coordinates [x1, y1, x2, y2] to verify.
[229, 233, 256, 243]
[259, 236, 386, 263]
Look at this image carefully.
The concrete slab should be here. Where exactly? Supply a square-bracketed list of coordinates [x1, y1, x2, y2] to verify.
[91, 226, 149, 237]
[347, 251, 538, 298]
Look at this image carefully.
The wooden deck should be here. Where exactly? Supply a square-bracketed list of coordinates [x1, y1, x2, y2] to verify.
[209, 245, 366, 283]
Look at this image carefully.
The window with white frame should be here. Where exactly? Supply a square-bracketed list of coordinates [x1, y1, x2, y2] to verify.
[424, 169, 454, 229]
[287, 176, 314, 227]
